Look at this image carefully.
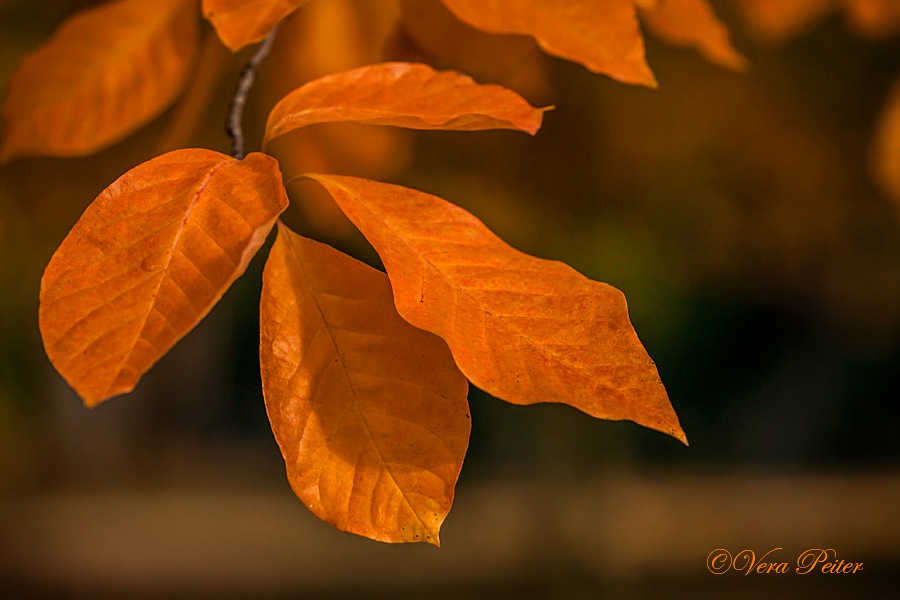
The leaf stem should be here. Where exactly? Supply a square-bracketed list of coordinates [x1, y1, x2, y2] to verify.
[226, 25, 279, 160]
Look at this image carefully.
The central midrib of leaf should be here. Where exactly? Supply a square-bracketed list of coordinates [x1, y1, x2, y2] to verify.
[281, 231, 435, 536]
[106, 158, 235, 397]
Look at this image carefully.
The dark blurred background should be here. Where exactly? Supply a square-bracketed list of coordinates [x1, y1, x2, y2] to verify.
[1, 0, 899, 598]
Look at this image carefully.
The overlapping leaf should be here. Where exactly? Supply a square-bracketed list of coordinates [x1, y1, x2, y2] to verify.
[264, 62, 549, 146]
[260, 223, 470, 544]
[1, 0, 199, 162]
[437, 0, 656, 86]
[202, 0, 311, 50]
[259, 1, 412, 235]
[396, 0, 550, 102]
[40, 149, 288, 407]
[307, 175, 687, 444]
[637, 0, 746, 70]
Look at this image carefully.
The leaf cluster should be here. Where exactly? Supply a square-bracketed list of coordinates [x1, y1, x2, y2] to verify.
[1, 0, 749, 544]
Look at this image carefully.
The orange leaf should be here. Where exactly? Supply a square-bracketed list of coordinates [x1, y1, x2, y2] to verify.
[258, 1, 411, 235]
[735, 0, 833, 42]
[39, 149, 288, 407]
[307, 175, 687, 444]
[260, 223, 470, 545]
[1, 0, 199, 162]
[637, 0, 747, 71]
[842, 0, 900, 38]
[395, 0, 550, 102]
[202, 0, 311, 50]
[264, 62, 549, 146]
[437, 0, 656, 86]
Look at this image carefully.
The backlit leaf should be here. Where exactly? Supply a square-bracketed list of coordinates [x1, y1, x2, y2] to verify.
[1, 0, 199, 162]
[437, 0, 656, 86]
[637, 0, 747, 70]
[307, 175, 687, 444]
[40, 149, 288, 407]
[395, 0, 550, 102]
[260, 2, 411, 235]
[260, 223, 470, 545]
[202, 0, 311, 50]
[264, 62, 549, 146]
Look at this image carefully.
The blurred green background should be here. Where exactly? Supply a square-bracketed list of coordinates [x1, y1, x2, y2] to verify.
[1, 0, 899, 598]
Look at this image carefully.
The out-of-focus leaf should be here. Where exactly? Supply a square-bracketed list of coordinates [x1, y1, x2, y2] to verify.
[734, 0, 833, 42]
[1, 0, 199, 162]
[154, 31, 232, 155]
[843, 0, 900, 38]
[637, 0, 747, 70]
[437, 0, 656, 86]
[307, 174, 687, 444]
[40, 149, 288, 407]
[260, 223, 470, 545]
[202, 0, 311, 50]
[264, 62, 549, 146]
[395, 0, 550, 102]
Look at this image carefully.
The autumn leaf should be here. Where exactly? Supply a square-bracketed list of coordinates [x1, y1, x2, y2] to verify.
[306, 175, 687, 444]
[39, 149, 288, 407]
[1, 0, 199, 162]
[437, 0, 656, 86]
[734, 0, 833, 42]
[259, 1, 412, 236]
[260, 223, 470, 545]
[154, 31, 233, 155]
[843, 0, 900, 38]
[636, 0, 747, 71]
[202, 0, 311, 50]
[394, 0, 550, 102]
[264, 62, 549, 146]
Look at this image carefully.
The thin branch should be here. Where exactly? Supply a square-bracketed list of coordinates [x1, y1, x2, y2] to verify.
[226, 25, 279, 160]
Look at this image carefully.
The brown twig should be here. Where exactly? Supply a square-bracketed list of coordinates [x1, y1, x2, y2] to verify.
[226, 25, 279, 160]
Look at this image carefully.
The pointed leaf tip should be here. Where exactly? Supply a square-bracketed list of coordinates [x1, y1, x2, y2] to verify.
[40, 149, 288, 406]
[438, 0, 657, 86]
[307, 174, 686, 443]
[261, 224, 470, 544]
[638, 0, 747, 72]
[264, 62, 549, 146]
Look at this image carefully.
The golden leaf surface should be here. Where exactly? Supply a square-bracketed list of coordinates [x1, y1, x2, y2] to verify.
[1, 0, 199, 162]
[437, 0, 656, 86]
[264, 62, 549, 146]
[637, 0, 747, 70]
[202, 0, 311, 50]
[260, 223, 470, 545]
[307, 175, 687, 444]
[40, 149, 288, 407]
